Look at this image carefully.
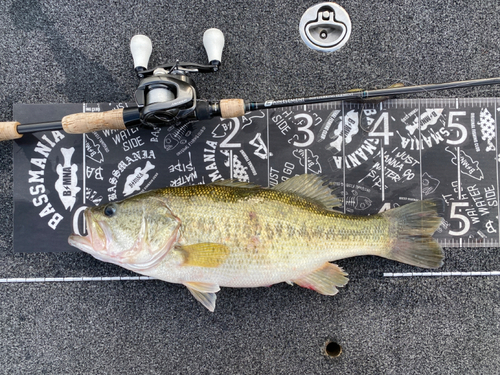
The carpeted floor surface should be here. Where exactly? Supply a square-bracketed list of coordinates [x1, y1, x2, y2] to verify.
[1, 1, 500, 374]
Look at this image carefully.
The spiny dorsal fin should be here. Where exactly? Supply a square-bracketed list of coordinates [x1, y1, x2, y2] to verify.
[180, 243, 230, 268]
[272, 174, 341, 210]
[211, 179, 260, 188]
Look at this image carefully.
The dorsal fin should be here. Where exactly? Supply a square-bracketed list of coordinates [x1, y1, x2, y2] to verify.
[272, 174, 341, 210]
[211, 179, 260, 188]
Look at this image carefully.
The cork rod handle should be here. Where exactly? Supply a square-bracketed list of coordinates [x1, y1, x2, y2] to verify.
[0, 122, 22, 141]
[61, 108, 127, 134]
[219, 99, 246, 118]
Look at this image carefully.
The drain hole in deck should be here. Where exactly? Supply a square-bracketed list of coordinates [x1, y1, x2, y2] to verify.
[325, 341, 342, 357]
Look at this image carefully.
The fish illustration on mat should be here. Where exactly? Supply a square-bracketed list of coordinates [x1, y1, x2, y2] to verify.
[69, 174, 444, 312]
[445, 146, 484, 180]
[293, 149, 322, 174]
[122, 161, 155, 196]
[55, 147, 81, 211]
[405, 108, 443, 135]
[422, 172, 440, 196]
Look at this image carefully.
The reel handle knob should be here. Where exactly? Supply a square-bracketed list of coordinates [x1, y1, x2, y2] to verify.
[203, 28, 225, 66]
[130, 34, 153, 72]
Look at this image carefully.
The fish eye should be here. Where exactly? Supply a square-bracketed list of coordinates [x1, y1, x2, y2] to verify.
[104, 203, 117, 217]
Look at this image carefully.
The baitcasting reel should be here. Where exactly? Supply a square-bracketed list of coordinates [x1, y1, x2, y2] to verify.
[130, 29, 226, 129]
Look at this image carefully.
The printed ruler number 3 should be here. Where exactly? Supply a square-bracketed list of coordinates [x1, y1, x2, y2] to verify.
[292, 114, 314, 148]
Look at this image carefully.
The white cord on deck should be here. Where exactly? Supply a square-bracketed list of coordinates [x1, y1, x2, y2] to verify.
[384, 271, 500, 277]
[0, 276, 155, 283]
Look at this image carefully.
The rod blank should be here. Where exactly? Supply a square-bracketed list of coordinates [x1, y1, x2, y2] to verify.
[2, 76, 499, 141]
[247, 76, 500, 111]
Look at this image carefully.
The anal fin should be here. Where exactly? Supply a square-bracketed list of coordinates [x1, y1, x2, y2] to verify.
[184, 281, 220, 312]
[292, 263, 349, 296]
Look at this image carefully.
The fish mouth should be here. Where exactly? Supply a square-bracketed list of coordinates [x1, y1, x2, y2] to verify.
[68, 210, 113, 263]
[68, 232, 94, 253]
[69, 233, 115, 264]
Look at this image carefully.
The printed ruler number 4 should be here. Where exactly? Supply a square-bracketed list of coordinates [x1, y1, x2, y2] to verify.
[368, 112, 393, 145]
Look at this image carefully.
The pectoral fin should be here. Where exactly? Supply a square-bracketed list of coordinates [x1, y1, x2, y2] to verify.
[292, 263, 349, 295]
[184, 281, 220, 312]
[180, 243, 230, 268]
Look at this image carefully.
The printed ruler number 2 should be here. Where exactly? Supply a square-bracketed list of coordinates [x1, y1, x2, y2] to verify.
[220, 118, 242, 148]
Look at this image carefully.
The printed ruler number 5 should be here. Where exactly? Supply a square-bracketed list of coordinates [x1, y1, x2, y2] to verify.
[446, 111, 467, 145]
[449, 202, 470, 236]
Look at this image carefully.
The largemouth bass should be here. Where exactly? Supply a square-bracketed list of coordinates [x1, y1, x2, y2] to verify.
[69, 174, 444, 311]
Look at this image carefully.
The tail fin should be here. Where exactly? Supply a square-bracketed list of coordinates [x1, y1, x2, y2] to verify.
[381, 199, 444, 269]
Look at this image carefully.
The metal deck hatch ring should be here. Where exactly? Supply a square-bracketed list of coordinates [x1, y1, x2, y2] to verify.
[299, 2, 351, 52]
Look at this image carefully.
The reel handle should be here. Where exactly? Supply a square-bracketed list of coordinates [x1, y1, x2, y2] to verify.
[130, 35, 153, 72]
[203, 28, 225, 65]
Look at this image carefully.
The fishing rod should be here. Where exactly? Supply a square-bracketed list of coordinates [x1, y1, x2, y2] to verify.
[1, 28, 500, 141]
